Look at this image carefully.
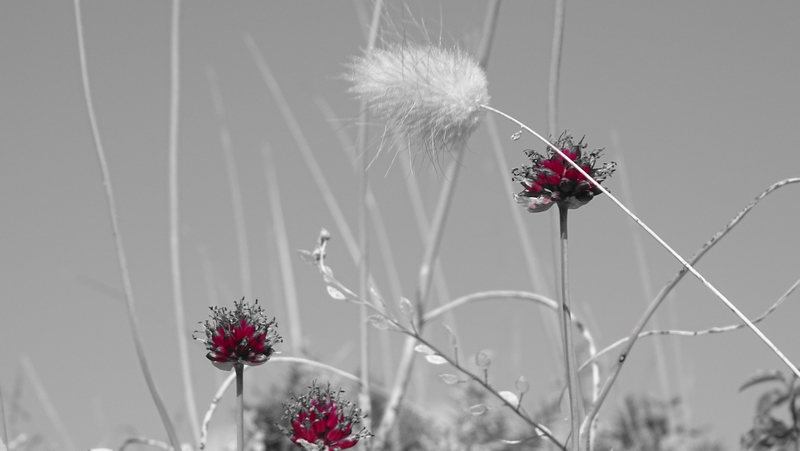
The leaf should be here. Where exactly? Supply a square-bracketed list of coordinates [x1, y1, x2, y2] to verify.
[500, 439, 523, 444]
[368, 315, 399, 331]
[515, 375, 530, 394]
[414, 344, 434, 355]
[499, 391, 519, 407]
[326, 286, 346, 300]
[399, 297, 415, 318]
[475, 351, 491, 369]
[756, 389, 790, 417]
[511, 131, 522, 141]
[425, 355, 448, 365]
[739, 369, 786, 392]
[439, 374, 460, 384]
[468, 404, 488, 416]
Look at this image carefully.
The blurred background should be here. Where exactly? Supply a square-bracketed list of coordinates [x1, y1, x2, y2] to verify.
[1, 1, 799, 449]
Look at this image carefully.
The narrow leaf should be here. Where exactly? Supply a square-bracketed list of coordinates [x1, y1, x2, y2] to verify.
[399, 297, 415, 318]
[327, 286, 346, 300]
[499, 391, 519, 407]
[740, 369, 786, 392]
[368, 315, 397, 331]
[468, 404, 488, 416]
[425, 355, 448, 365]
[439, 374, 460, 385]
[414, 344, 434, 355]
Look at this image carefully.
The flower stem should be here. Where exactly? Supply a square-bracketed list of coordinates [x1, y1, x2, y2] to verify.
[558, 205, 582, 450]
[235, 363, 244, 451]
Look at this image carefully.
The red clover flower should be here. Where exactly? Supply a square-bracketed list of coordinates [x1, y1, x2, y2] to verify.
[282, 382, 371, 450]
[195, 298, 281, 371]
[511, 133, 616, 213]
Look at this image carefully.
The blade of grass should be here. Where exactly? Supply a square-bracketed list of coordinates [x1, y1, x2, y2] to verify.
[580, 275, 800, 374]
[315, 96, 397, 387]
[206, 65, 253, 301]
[577, 177, 800, 447]
[611, 131, 672, 408]
[486, 113, 561, 370]
[374, 3, 502, 446]
[355, 3, 384, 442]
[73, 1, 180, 447]
[0, 385, 8, 451]
[261, 144, 304, 356]
[166, 1, 201, 442]
[483, 105, 800, 384]
[20, 356, 76, 451]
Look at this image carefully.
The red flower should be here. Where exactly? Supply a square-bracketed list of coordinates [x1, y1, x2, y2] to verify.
[511, 133, 616, 213]
[195, 298, 281, 371]
[282, 383, 371, 450]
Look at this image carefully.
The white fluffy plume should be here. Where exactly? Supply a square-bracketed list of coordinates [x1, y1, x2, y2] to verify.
[347, 43, 490, 160]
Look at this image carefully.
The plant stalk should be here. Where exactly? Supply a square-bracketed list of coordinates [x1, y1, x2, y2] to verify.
[235, 363, 244, 451]
[558, 205, 582, 450]
[74, 1, 181, 448]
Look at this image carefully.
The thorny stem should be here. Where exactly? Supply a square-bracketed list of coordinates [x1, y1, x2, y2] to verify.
[481, 105, 800, 387]
[74, 1, 181, 449]
[235, 363, 244, 451]
[558, 205, 582, 450]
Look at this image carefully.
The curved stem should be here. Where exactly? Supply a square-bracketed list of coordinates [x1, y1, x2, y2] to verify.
[579, 177, 800, 447]
[558, 205, 582, 450]
[73, 2, 181, 449]
[483, 104, 800, 385]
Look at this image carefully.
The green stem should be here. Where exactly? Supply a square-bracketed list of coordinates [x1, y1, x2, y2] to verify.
[235, 363, 244, 451]
[558, 205, 582, 450]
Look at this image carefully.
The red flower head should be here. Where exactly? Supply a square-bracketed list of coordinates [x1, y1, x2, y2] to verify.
[282, 382, 371, 451]
[195, 298, 281, 371]
[511, 133, 616, 213]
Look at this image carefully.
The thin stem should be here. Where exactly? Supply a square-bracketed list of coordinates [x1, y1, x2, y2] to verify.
[558, 205, 582, 450]
[482, 104, 800, 383]
[486, 113, 561, 372]
[356, 2, 384, 444]
[409, 334, 565, 451]
[579, 177, 800, 448]
[0, 385, 8, 451]
[235, 363, 244, 451]
[166, 0, 201, 443]
[20, 356, 76, 451]
[374, 140, 468, 448]
[73, 1, 180, 448]
[374, 3, 501, 443]
[261, 144, 304, 355]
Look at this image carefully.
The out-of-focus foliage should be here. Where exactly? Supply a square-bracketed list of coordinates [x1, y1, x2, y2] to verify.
[739, 370, 799, 450]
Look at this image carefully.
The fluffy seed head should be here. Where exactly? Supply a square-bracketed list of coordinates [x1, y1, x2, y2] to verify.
[347, 43, 490, 160]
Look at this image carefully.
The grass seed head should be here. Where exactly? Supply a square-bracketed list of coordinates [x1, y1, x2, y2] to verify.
[347, 43, 490, 163]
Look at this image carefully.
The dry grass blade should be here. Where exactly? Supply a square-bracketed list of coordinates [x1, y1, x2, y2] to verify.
[261, 144, 304, 356]
[20, 356, 76, 451]
[165, 0, 201, 443]
[73, 1, 181, 447]
[579, 177, 800, 447]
